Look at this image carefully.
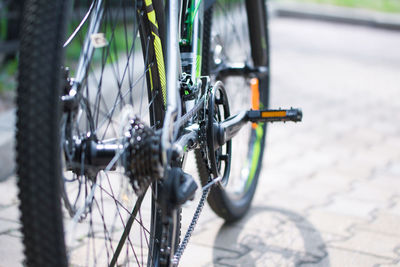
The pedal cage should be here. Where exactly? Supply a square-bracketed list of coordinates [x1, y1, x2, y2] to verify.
[247, 108, 303, 123]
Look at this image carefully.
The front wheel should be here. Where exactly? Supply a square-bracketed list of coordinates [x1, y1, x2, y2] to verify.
[196, 0, 270, 222]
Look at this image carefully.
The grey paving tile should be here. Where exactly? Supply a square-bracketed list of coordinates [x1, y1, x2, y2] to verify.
[332, 161, 375, 182]
[302, 246, 394, 267]
[323, 196, 379, 219]
[0, 176, 18, 208]
[0, 204, 19, 223]
[305, 209, 365, 238]
[255, 167, 300, 195]
[0, 218, 20, 237]
[307, 170, 359, 189]
[367, 175, 400, 196]
[330, 230, 400, 259]
[356, 212, 400, 238]
[345, 183, 396, 205]
[389, 198, 400, 217]
[0, 234, 23, 267]
[282, 180, 342, 204]
[261, 193, 322, 214]
[283, 149, 337, 171]
[179, 242, 232, 267]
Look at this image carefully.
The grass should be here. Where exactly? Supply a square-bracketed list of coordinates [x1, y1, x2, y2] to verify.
[0, 58, 17, 93]
[281, 0, 400, 13]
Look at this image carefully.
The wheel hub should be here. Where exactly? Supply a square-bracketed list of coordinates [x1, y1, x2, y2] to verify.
[64, 116, 163, 195]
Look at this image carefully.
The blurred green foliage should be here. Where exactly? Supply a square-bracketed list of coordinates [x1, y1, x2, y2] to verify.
[285, 0, 400, 13]
[0, 59, 17, 92]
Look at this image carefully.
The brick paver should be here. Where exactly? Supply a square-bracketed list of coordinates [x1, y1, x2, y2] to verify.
[180, 17, 400, 266]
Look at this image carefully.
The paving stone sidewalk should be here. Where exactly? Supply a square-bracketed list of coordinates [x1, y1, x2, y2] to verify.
[178, 17, 400, 266]
[1, 17, 400, 266]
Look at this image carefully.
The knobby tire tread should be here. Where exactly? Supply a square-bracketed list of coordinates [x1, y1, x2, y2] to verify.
[17, 0, 69, 266]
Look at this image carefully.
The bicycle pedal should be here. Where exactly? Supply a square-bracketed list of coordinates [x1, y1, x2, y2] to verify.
[247, 107, 302, 123]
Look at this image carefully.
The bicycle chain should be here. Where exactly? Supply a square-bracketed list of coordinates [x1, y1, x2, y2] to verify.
[175, 95, 206, 128]
[172, 180, 211, 266]
[160, 86, 214, 266]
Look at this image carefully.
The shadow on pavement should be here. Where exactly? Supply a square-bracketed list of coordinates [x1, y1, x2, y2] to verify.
[212, 205, 330, 266]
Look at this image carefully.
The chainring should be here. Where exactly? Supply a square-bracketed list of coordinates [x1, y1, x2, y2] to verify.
[206, 81, 232, 186]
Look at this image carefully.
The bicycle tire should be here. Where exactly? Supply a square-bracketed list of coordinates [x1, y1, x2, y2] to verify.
[196, 0, 270, 222]
[16, 0, 178, 266]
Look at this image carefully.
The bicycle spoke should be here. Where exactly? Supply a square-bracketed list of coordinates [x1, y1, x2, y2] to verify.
[109, 193, 146, 267]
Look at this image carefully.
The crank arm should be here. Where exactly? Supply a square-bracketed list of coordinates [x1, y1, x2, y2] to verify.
[215, 108, 302, 147]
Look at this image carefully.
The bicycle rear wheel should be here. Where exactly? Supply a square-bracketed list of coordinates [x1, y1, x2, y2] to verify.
[196, 0, 270, 222]
[16, 0, 176, 266]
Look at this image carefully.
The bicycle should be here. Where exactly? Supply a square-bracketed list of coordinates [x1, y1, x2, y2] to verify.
[16, 0, 302, 266]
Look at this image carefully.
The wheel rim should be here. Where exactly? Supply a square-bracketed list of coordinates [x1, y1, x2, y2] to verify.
[210, 1, 268, 199]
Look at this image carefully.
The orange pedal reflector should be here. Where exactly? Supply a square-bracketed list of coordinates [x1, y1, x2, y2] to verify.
[261, 111, 287, 118]
[247, 108, 302, 123]
[250, 78, 259, 110]
[250, 78, 259, 129]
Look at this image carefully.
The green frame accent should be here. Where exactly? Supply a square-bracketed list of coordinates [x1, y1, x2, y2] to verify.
[245, 123, 264, 190]
[180, 0, 204, 80]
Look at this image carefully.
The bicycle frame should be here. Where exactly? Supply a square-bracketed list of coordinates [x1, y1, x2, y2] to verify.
[59, 0, 301, 226]
[61, 0, 300, 177]
[162, 0, 205, 165]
